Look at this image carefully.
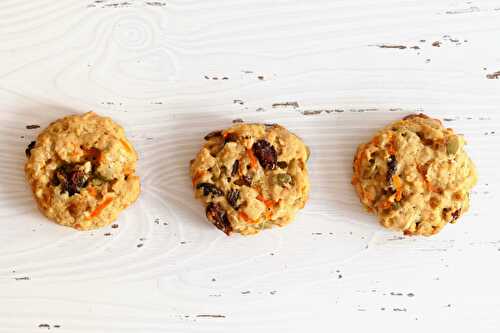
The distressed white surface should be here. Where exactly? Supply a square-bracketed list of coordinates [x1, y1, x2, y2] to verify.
[0, 0, 499, 331]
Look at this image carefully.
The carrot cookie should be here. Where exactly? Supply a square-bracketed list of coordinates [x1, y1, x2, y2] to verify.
[25, 112, 140, 230]
[190, 123, 310, 235]
[352, 114, 477, 236]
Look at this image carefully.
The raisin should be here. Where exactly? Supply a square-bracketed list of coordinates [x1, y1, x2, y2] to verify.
[451, 209, 461, 222]
[277, 161, 288, 169]
[206, 203, 232, 235]
[224, 132, 238, 143]
[204, 130, 223, 141]
[226, 189, 240, 208]
[196, 183, 224, 197]
[25, 141, 36, 158]
[252, 139, 277, 170]
[234, 175, 252, 187]
[231, 160, 240, 177]
[386, 155, 397, 182]
[55, 164, 89, 196]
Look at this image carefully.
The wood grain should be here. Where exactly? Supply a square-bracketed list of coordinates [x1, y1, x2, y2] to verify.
[0, 0, 499, 332]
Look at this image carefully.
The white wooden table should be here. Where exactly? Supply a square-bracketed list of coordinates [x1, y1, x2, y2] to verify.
[0, 1, 499, 332]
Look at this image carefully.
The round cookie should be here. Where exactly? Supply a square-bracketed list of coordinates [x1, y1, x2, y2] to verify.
[25, 112, 140, 230]
[352, 114, 477, 236]
[190, 123, 310, 235]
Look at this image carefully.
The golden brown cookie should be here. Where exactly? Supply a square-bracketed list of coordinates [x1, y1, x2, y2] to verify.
[352, 114, 477, 236]
[25, 112, 140, 230]
[190, 123, 310, 235]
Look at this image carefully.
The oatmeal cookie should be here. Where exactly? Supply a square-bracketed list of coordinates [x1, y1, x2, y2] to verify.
[25, 112, 140, 230]
[190, 123, 310, 235]
[352, 114, 477, 236]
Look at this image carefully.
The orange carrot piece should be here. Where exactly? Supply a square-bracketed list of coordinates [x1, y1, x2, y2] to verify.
[191, 171, 204, 187]
[256, 194, 275, 208]
[87, 186, 97, 197]
[392, 175, 403, 201]
[238, 211, 257, 224]
[378, 200, 392, 209]
[86, 197, 113, 220]
[246, 149, 257, 169]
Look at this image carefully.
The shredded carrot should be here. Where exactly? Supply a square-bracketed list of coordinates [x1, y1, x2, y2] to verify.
[191, 171, 204, 187]
[387, 135, 397, 155]
[120, 138, 132, 153]
[256, 194, 276, 208]
[86, 197, 113, 220]
[87, 186, 97, 197]
[417, 164, 435, 192]
[378, 200, 392, 209]
[238, 211, 257, 224]
[371, 136, 380, 145]
[223, 132, 230, 139]
[246, 148, 257, 169]
[392, 175, 403, 201]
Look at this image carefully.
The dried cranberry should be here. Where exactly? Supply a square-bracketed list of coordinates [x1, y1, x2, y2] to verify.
[226, 189, 240, 208]
[204, 130, 223, 141]
[252, 139, 277, 170]
[451, 209, 461, 221]
[206, 203, 232, 235]
[386, 155, 397, 182]
[196, 183, 224, 197]
[25, 141, 36, 158]
[231, 160, 240, 177]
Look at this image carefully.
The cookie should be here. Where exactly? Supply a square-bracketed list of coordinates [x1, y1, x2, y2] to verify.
[190, 123, 310, 235]
[352, 114, 477, 236]
[25, 112, 140, 230]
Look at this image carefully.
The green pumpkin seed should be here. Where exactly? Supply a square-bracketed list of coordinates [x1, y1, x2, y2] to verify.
[276, 173, 293, 186]
[446, 135, 460, 155]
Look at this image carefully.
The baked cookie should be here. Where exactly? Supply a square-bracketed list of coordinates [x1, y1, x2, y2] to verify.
[352, 114, 477, 236]
[190, 123, 310, 235]
[25, 112, 140, 230]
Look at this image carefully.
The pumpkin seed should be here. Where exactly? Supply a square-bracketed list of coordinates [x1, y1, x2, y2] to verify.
[276, 173, 293, 186]
[446, 135, 460, 155]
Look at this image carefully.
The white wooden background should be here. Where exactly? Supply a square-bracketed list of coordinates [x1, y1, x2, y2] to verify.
[0, 0, 499, 332]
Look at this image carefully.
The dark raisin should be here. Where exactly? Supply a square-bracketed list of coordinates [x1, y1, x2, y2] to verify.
[451, 209, 461, 222]
[224, 132, 238, 143]
[386, 155, 397, 182]
[277, 161, 288, 169]
[204, 130, 223, 141]
[252, 139, 277, 170]
[196, 183, 224, 197]
[234, 175, 252, 187]
[231, 160, 240, 176]
[226, 189, 240, 208]
[55, 164, 89, 196]
[206, 203, 232, 235]
[25, 141, 36, 158]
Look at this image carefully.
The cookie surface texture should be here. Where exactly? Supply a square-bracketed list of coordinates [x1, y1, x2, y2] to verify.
[190, 123, 310, 235]
[352, 114, 477, 236]
[25, 112, 140, 230]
